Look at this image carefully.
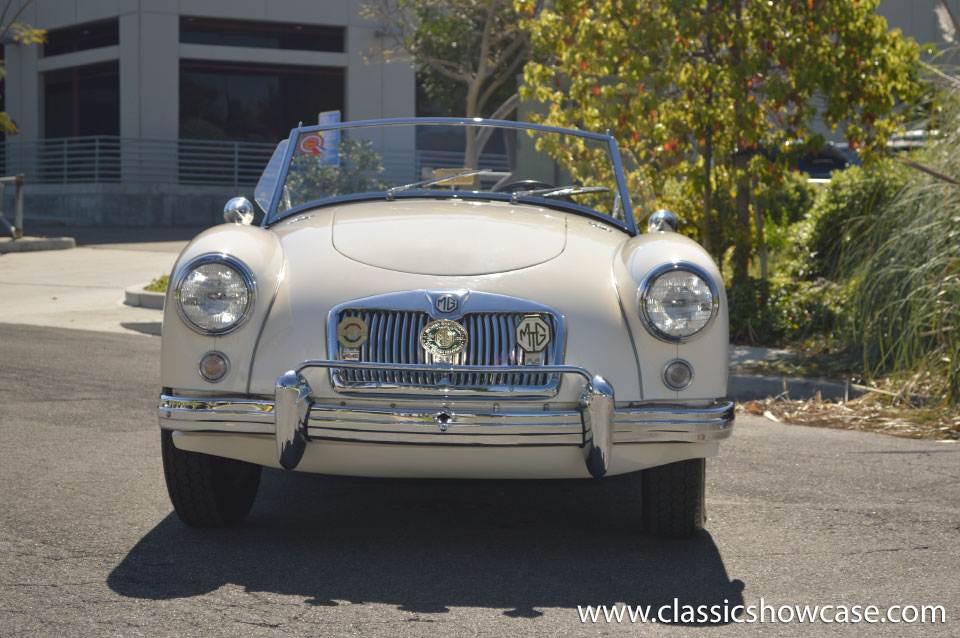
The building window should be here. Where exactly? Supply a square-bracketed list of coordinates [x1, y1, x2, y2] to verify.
[43, 19, 119, 57]
[0, 45, 4, 145]
[180, 17, 345, 52]
[180, 60, 345, 142]
[43, 61, 120, 138]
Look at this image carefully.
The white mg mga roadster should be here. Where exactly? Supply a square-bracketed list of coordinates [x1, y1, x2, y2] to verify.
[158, 118, 733, 538]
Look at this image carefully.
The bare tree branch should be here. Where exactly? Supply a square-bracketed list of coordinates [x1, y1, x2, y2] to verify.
[477, 40, 529, 115]
[0, 0, 33, 42]
[899, 156, 960, 185]
[0, 0, 13, 33]
[492, 31, 529, 66]
[414, 54, 471, 81]
[475, 0, 501, 86]
[473, 92, 519, 153]
[489, 92, 519, 120]
[361, 0, 534, 121]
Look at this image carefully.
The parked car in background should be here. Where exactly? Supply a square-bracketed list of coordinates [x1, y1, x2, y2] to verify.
[886, 129, 938, 154]
[795, 141, 860, 179]
[158, 118, 734, 538]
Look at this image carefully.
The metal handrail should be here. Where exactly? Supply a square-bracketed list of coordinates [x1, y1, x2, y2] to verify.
[0, 136, 512, 188]
[1, 136, 277, 186]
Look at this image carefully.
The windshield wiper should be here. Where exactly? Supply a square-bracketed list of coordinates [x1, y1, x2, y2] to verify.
[385, 169, 497, 201]
[510, 185, 609, 203]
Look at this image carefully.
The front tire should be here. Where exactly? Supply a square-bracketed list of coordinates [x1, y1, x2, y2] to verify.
[161, 430, 262, 528]
[642, 458, 705, 538]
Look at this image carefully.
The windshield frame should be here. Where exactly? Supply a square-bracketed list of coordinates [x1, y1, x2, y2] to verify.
[261, 117, 637, 235]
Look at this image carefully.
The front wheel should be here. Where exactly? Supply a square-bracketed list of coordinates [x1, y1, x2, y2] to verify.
[161, 430, 262, 528]
[642, 458, 705, 538]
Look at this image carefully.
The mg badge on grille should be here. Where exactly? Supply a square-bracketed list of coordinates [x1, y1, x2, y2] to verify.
[516, 314, 551, 365]
[420, 319, 468, 358]
[435, 294, 459, 314]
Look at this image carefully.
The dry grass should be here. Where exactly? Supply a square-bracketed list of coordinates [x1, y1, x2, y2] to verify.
[738, 390, 960, 441]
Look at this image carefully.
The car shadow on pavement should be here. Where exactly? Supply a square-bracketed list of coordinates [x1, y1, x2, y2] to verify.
[119, 321, 162, 336]
[108, 469, 745, 623]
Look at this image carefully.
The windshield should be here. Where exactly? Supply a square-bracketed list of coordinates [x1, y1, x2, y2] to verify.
[258, 119, 633, 231]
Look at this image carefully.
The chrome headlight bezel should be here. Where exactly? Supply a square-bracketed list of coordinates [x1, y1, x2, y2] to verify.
[174, 253, 256, 336]
[637, 261, 719, 343]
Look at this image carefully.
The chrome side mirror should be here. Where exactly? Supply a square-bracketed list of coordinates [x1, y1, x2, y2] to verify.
[224, 196, 255, 225]
[647, 209, 678, 233]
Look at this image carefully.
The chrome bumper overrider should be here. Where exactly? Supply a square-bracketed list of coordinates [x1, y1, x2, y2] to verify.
[159, 360, 734, 478]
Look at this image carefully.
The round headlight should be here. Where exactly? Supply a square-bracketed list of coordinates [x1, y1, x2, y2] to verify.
[639, 263, 718, 342]
[175, 255, 255, 335]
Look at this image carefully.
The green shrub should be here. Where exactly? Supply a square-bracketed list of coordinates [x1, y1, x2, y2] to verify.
[145, 275, 169, 293]
[802, 159, 910, 279]
[758, 170, 817, 238]
[727, 278, 780, 344]
[727, 276, 844, 345]
[728, 85, 959, 406]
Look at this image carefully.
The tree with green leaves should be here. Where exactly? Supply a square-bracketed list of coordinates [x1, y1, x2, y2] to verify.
[286, 137, 389, 204]
[1, 0, 45, 133]
[361, 0, 541, 167]
[519, 0, 926, 285]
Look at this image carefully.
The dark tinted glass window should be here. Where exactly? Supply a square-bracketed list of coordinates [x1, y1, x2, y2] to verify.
[180, 17, 344, 52]
[43, 19, 119, 57]
[44, 61, 120, 137]
[180, 60, 345, 142]
[0, 45, 4, 146]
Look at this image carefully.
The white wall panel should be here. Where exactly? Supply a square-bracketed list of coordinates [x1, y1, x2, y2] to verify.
[137, 11, 179, 139]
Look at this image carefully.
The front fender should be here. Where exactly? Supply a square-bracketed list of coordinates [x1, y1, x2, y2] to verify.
[614, 232, 729, 401]
[160, 224, 284, 394]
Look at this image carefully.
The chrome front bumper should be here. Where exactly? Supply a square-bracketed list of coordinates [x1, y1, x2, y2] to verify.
[159, 360, 734, 478]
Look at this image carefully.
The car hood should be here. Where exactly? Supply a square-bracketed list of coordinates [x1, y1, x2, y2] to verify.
[329, 199, 567, 275]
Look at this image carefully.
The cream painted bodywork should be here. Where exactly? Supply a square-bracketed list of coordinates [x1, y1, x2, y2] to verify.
[173, 431, 719, 479]
[332, 201, 567, 275]
[160, 198, 729, 479]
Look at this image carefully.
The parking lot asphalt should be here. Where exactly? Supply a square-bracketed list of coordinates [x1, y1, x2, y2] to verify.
[0, 323, 957, 637]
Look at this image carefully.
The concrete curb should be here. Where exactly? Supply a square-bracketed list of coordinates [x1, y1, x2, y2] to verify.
[728, 374, 862, 402]
[0, 236, 76, 253]
[124, 284, 165, 310]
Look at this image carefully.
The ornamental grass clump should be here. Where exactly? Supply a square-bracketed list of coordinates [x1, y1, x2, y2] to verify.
[841, 107, 960, 405]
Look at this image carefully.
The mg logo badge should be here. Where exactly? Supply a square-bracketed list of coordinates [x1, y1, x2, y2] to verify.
[435, 294, 459, 314]
[516, 315, 551, 352]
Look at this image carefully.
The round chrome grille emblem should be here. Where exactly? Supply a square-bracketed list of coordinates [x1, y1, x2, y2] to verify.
[336, 316, 369, 348]
[420, 319, 468, 357]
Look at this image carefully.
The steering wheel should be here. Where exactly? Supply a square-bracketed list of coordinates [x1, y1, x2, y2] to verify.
[493, 179, 555, 194]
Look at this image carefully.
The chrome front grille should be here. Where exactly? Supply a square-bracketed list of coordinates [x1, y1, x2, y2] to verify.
[333, 308, 562, 391]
